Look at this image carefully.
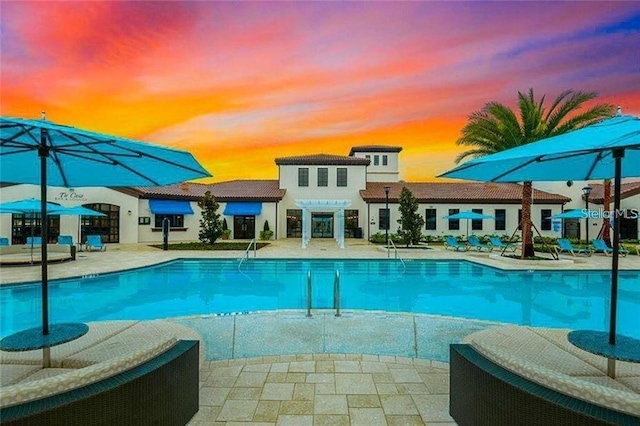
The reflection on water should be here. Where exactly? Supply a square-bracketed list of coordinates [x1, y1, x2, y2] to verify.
[1, 259, 639, 339]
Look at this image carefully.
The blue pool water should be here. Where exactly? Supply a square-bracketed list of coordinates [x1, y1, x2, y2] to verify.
[1, 259, 639, 338]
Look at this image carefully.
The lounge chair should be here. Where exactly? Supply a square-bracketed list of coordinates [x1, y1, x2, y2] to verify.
[26, 236, 42, 246]
[489, 236, 517, 252]
[591, 239, 628, 257]
[0, 237, 8, 246]
[85, 235, 106, 252]
[555, 238, 592, 257]
[467, 235, 493, 252]
[57, 235, 74, 246]
[444, 236, 468, 251]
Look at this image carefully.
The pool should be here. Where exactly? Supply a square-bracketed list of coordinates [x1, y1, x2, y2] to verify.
[1, 259, 639, 339]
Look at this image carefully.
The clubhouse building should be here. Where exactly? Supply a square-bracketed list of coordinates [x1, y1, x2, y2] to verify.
[1, 145, 639, 246]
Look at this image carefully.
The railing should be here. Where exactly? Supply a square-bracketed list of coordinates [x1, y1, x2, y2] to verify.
[388, 239, 406, 271]
[306, 270, 312, 317]
[238, 238, 257, 270]
[333, 270, 341, 317]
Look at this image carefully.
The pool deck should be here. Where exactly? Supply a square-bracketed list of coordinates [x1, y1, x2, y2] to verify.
[1, 239, 638, 425]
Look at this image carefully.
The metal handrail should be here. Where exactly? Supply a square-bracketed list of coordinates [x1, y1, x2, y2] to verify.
[388, 239, 406, 270]
[333, 270, 341, 317]
[238, 238, 257, 270]
[306, 269, 312, 317]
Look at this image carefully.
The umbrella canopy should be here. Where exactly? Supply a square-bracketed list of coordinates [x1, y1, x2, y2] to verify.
[444, 211, 495, 220]
[0, 198, 62, 213]
[439, 114, 640, 365]
[443, 210, 495, 239]
[550, 209, 602, 219]
[49, 205, 106, 247]
[0, 115, 211, 349]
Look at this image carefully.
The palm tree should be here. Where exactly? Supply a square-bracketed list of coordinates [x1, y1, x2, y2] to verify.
[456, 89, 614, 258]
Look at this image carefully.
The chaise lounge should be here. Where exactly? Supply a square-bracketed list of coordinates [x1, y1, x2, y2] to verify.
[444, 236, 469, 251]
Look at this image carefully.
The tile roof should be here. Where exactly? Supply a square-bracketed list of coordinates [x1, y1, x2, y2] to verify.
[129, 180, 286, 202]
[360, 182, 571, 204]
[348, 145, 403, 155]
[275, 154, 370, 166]
[584, 181, 640, 204]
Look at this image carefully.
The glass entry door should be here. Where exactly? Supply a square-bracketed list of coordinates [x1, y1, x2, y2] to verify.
[234, 215, 255, 239]
[312, 213, 333, 238]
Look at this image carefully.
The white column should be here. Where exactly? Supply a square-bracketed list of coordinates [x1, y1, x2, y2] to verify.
[337, 209, 345, 249]
[301, 208, 310, 248]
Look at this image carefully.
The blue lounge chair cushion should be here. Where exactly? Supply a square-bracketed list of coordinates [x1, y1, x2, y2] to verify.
[85, 235, 106, 252]
[0, 237, 9, 246]
[445, 236, 468, 251]
[468, 236, 493, 252]
[592, 239, 628, 257]
[556, 238, 591, 256]
[58, 235, 74, 246]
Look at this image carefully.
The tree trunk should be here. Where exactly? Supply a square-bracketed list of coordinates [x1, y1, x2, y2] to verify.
[602, 179, 612, 247]
[521, 181, 535, 258]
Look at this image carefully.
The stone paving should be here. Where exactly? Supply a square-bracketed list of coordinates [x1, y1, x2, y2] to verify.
[190, 354, 454, 426]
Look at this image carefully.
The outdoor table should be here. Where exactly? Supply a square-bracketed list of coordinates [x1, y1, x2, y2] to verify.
[568, 330, 640, 378]
[0, 323, 89, 367]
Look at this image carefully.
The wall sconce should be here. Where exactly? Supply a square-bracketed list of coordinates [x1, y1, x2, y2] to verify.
[127, 210, 132, 216]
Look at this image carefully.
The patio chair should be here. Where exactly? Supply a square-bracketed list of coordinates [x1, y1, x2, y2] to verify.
[57, 235, 74, 246]
[591, 238, 628, 257]
[444, 236, 468, 251]
[0, 237, 8, 246]
[489, 236, 517, 252]
[26, 236, 42, 246]
[85, 235, 107, 252]
[555, 238, 592, 257]
[467, 235, 493, 252]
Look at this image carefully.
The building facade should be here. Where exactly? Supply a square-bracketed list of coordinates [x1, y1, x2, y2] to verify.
[1, 145, 637, 247]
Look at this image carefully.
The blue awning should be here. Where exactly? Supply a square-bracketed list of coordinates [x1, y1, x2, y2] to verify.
[149, 199, 194, 215]
[223, 202, 262, 216]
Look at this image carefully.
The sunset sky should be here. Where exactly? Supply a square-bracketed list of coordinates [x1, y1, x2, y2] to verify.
[2, 1, 639, 183]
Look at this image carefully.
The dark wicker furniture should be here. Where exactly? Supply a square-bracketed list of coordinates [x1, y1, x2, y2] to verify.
[450, 344, 640, 426]
[1, 340, 199, 426]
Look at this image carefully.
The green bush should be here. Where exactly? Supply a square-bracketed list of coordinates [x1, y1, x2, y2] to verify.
[259, 230, 274, 240]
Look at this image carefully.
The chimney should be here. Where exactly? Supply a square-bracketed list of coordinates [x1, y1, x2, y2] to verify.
[181, 182, 189, 192]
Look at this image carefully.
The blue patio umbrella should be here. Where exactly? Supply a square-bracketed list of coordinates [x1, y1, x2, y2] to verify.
[439, 113, 640, 374]
[443, 210, 495, 240]
[0, 115, 210, 358]
[0, 198, 66, 261]
[49, 205, 106, 247]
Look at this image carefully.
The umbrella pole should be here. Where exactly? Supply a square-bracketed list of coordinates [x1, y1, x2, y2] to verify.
[39, 130, 50, 338]
[607, 149, 624, 378]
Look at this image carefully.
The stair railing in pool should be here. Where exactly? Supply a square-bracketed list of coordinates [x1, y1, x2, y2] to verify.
[306, 269, 312, 317]
[238, 238, 257, 270]
[388, 239, 406, 271]
[333, 269, 341, 317]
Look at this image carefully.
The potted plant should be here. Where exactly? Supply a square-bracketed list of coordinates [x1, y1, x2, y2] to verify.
[221, 218, 230, 240]
[260, 220, 274, 241]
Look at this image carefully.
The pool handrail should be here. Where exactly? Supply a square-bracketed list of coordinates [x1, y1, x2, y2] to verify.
[306, 269, 312, 317]
[238, 238, 257, 270]
[388, 239, 406, 271]
[334, 269, 341, 317]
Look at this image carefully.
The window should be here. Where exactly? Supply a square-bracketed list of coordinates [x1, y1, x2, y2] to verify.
[11, 213, 60, 244]
[286, 209, 302, 237]
[337, 168, 348, 187]
[379, 208, 390, 230]
[448, 209, 460, 230]
[425, 209, 437, 230]
[382, 155, 388, 166]
[154, 214, 184, 228]
[317, 168, 328, 187]
[374, 155, 379, 165]
[298, 168, 309, 187]
[541, 209, 552, 231]
[495, 209, 506, 231]
[83, 203, 120, 243]
[344, 209, 359, 238]
[472, 208, 483, 231]
[365, 155, 370, 160]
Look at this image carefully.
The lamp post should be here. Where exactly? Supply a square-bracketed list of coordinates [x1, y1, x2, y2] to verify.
[582, 186, 593, 245]
[384, 185, 390, 258]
